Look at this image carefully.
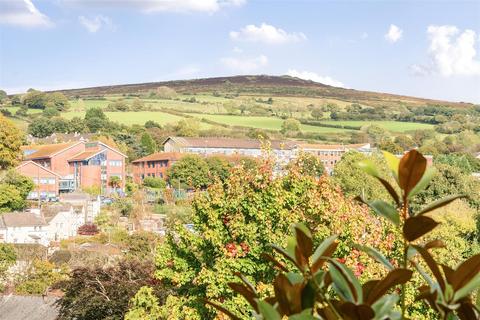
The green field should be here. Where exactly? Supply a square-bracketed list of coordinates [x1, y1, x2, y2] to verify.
[190, 113, 351, 133]
[62, 111, 192, 126]
[319, 120, 434, 132]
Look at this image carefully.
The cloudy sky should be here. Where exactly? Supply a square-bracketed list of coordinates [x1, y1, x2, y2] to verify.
[1, 0, 479, 103]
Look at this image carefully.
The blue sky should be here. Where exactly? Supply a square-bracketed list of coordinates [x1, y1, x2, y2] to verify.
[1, 0, 479, 103]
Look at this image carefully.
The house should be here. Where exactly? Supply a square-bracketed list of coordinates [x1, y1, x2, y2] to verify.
[17, 141, 127, 198]
[298, 143, 372, 172]
[131, 152, 184, 183]
[42, 204, 85, 242]
[59, 191, 101, 223]
[162, 136, 298, 165]
[0, 212, 48, 246]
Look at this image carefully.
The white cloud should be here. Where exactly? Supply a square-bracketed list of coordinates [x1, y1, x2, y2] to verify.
[221, 55, 268, 73]
[64, 0, 244, 14]
[409, 64, 431, 77]
[0, 0, 52, 28]
[230, 23, 307, 44]
[425, 25, 480, 76]
[232, 46, 243, 53]
[286, 69, 345, 87]
[78, 15, 115, 33]
[385, 24, 402, 43]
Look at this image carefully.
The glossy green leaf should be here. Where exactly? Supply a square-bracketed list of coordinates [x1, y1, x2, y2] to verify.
[365, 199, 400, 226]
[257, 300, 281, 320]
[371, 294, 399, 320]
[289, 309, 316, 320]
[357, 159, 380, 177]
[311, 235, 338, 272]
[354, 244, 394, 270]
[453, 274, 480, 302]
[408, 167, 436, 199]
[382, 150, 400, 180]
[329, 260, 363, 303]
[417, 194, 466, 216]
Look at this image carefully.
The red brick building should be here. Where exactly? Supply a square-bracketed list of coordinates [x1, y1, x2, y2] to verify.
[17, 141, 126, 199]
[131, 152, 183, 184]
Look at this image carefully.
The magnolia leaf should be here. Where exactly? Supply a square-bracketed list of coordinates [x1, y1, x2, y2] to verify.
[376, 177, 401, 207]
[417, 194, 466, 216]
[365, 199, 400, 226]
[403, 216, 439, 242]
[382, 150, 400, 175]
[294, 226, 313, 264]
[453, 274, 480, 302]
[424, 240, 445, 250]
[270, 244, 303, 271]
[261, 253, 288, 272]
[408, 167, 436, 200]
[398, 150, 427, 197]
[371, 294, 399, 319]
[451, 254, 480, 291]
[357, 159, 380, 177]
[329, 260, 363, 304]
[354, 244, 394, 270]
[311, 235, 338, 272]
[257, 300, 281, 320]
[365, 268, 412, 305]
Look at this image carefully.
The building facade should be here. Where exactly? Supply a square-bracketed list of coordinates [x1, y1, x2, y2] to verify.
[17, 141, 127, 199]
[132, 152, 183, 183]
[0, 212, 48, 246]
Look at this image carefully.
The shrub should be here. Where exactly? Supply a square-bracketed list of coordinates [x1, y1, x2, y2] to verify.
[78, 223, 100, 236]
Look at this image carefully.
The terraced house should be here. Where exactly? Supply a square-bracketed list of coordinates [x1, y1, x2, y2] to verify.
[17, 140, 126, 200]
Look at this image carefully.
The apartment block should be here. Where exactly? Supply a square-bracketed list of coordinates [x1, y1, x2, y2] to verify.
[131, 152, 183, 184]
[17, 141, 126, 199]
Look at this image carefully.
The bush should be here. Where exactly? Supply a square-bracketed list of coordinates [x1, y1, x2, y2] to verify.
[143, 177, 166, 189]
[78, 223, 100, 236]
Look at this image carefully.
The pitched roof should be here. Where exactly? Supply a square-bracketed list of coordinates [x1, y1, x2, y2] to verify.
[1, 212, 47, 227]
[132, 152, 184, 163]
[42, 204, 73, 223]
[68, 150, 104, 162]
[16, 161, 62, 177]
[0, 295, 58, 320]
[165, 136, 297, 150]
[22, 142, 82, 160]
[298, 143, 370, 151]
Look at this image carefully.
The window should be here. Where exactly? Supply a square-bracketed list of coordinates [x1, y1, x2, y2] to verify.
[109, 160, 122, 167]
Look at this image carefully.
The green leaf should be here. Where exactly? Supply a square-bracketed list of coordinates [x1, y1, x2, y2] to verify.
[354, 244, 394, 270]
[408, 167, 435, 199]
[398, 150, 427, 197]
[311, 235, 338, 272]
[357, 159, 380, 177]
[382, 150, 400, 180]
[257, 300, 281, 320]
[365, 200, 400, 226]
[453, 274, 480, 302]
[403, 216, 439, 242]
[328, 262, 355, 302]
[329, 260, 363, 303]
[417, 194, 466, 216]
[371, 294, 399, 320]
[451, 254, 480, 291]
[289, 309, 316, 320]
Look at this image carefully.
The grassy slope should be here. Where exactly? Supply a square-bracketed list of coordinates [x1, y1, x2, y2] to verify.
[319, 120, 434, 132]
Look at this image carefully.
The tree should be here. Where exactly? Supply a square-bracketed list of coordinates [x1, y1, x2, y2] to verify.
[287, 152, 325, 177]
[332, 151, 392, 201]
[125, 286, 162, 320]
[0, 90, 7, 104]
[154, 160, 390, 318]
[394, 135, 416, 151]
[155, 86, 177, 99]
[56, 259, 161, 320]
[310, 107, 323, 120]
[22, 90, 48, 109]
[143, 177, 166, 189]
[15, 260, 67, 295]
[378, 139, 403, 154]
[2, 170, 34, 199]
[167, 155, 210, 189]
[0, 116, 23, 169]
[68, 117, 86, 133]
[131, 98, 145, 111]
[108, 100, 130, 111]
[174, 119, 200, 137]
[42, 106, 60, 118]
[47, 92, 70, 111]
[28, 117, 55, 138]
[0, 243, 16, 291]
[280, 118, 301, 135]
[140, 132, 157, 155]
[365, 124, 390, 145]
[205, 156, 232, 183]
[85, 107, 108, 133]
[109, 176, 122, 190]
[145, 120, 161, 129]
[77, 223, 100, 235]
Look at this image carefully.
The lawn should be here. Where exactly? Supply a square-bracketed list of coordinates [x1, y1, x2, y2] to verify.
[190, 113, 351, 133]
[319, 120, 434, 132]
[62, 111, 190, 126]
